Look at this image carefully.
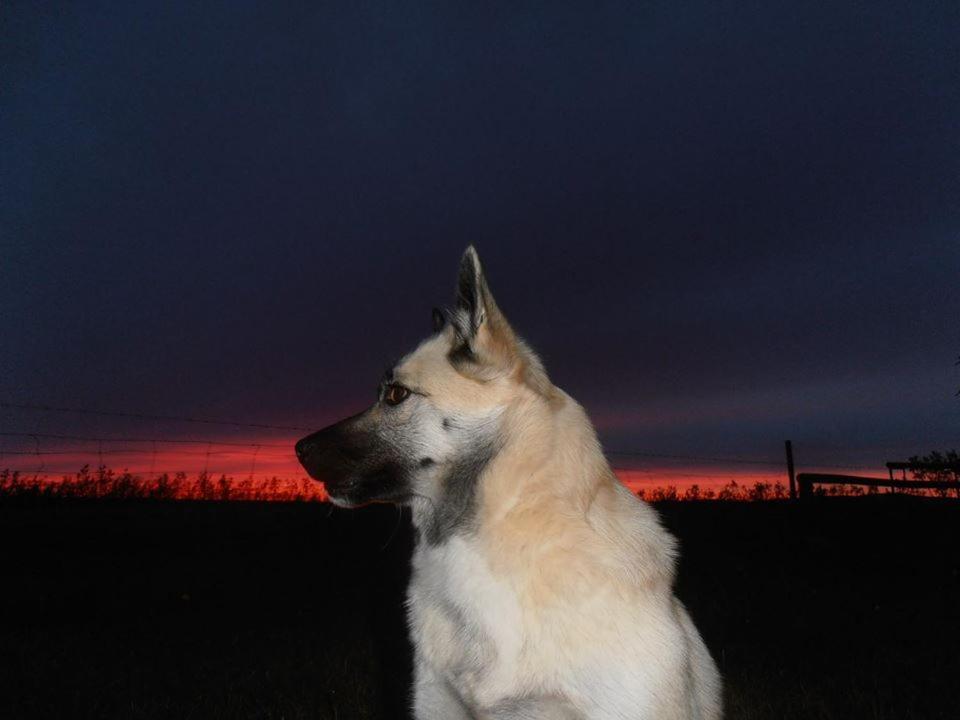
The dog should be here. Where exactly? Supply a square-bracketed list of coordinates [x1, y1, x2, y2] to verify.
[296, 247, 721, 719]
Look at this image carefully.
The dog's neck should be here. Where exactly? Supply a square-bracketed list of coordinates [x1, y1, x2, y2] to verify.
[477, 387, 615, 524]
[409, 385, 614, 548]
[411, 426, 501, 546]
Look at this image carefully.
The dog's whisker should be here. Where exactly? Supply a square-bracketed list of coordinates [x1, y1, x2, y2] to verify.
[378, 504, 404, 552]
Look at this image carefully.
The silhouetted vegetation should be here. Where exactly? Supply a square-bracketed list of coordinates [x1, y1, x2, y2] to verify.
[639, 480, 791, 502]
[7, 465, 952, 504]
[0, 465, 325, 502]
[906, 450, 960, 498]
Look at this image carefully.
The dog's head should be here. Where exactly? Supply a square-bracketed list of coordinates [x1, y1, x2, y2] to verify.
[295, 246, 552, 524]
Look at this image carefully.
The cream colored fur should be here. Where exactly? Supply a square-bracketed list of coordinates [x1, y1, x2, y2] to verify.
[398, 248, 722, 719]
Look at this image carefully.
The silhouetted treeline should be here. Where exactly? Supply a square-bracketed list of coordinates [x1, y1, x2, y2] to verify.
[2, 464, 954, 503]
[636, 479, 943, 501]
[0, 465, 326, 502]
[907, 450, 960, 498]
[638, 481, 793, 502]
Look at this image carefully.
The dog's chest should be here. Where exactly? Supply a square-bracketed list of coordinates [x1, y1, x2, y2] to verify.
[408, 536, 525, 699]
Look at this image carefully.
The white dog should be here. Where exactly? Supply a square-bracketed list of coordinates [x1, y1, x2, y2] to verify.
[296, 247, 722, 719]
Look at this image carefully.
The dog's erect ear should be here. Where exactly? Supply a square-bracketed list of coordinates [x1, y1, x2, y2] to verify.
[449, 246, 553, 395]
[456, 246, 490, 337]
[450, 246, 518, 373]
[454, 245, 512, 345]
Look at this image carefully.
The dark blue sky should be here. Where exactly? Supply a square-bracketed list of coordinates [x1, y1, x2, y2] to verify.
[2, 1, 958, 472]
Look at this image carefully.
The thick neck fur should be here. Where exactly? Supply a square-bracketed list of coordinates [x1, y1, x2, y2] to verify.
[479, 387, 612, 522]
[474, 383, 678, 593]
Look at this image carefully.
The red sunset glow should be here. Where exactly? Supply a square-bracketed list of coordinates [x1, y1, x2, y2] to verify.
[0, 435, 883, 500]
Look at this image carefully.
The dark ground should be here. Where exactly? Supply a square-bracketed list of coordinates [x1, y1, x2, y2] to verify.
[0, 497, 957, 719]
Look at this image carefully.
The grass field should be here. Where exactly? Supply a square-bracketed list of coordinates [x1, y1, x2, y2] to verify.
[1, 497, 957, 719]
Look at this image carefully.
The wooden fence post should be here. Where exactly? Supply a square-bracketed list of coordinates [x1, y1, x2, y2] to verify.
[786, 440, 796, 500]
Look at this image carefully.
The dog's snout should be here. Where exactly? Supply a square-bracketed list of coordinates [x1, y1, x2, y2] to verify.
[295, 413, 370, 488]
[295, 436, 314, 462]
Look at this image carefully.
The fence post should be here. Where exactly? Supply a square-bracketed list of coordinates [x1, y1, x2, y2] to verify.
[785, 440, 796, 500]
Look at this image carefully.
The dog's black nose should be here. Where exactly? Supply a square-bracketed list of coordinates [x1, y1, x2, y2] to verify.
[295, 437, 313, 462]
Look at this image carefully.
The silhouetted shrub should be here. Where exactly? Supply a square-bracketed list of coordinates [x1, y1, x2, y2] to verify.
[907, 450, 960, 498]
[0, 466, 326, 502]
[650, 485, 679, 502]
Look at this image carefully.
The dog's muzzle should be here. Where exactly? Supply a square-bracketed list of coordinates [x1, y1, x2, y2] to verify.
[294, 412, 370, 488]
[294, 435, 315, 464]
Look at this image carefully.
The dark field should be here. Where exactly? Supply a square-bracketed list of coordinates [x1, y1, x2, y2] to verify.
[1, 497, 957, 719]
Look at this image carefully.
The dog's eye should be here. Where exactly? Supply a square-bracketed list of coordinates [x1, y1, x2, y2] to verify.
[383, 384, 411, 406]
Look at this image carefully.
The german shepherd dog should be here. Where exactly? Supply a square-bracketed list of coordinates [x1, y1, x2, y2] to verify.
[296, 247, 721, 719]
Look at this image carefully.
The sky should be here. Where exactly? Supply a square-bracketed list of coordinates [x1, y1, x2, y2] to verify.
[2, 1, 958, 489]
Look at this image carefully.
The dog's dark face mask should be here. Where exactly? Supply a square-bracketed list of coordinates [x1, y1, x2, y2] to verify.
[295, 410, 414, 507]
